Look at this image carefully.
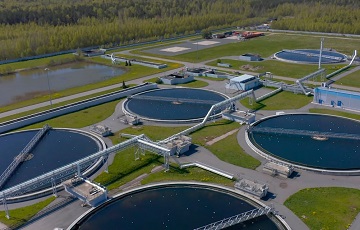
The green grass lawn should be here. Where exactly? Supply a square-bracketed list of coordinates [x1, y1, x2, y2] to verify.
[94, 147, 163, 190]
[335, 69, 360, 88]
[240, 90, 313, 110]
[18, 98, 122, 130]
[206, 132, 260, 169]
[198, 76, 227, 81]
[132, 33, 360, 63]
[142, 164, 235, 186]
[191, 119, 260, 169]
[111, 125, 189, 144]
[207, 59, 346, 79]
[309, 108, 360, 120]
[0, 196, 56, 227]
[0, 54, 76, 74]
[284, 187, 360, 230]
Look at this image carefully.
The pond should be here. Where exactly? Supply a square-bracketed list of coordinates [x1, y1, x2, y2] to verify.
[0, 62, 125, 106]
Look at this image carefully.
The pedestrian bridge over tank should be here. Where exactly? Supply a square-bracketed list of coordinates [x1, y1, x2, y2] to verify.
[194, 205, 274, 230]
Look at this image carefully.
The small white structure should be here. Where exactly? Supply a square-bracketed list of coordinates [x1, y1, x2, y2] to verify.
[90, 125, 112, 137]
[160, 73, 194, 85]
[222, 109, 256, 124]
[226, 74, 260, 91]
[63, 176, 108, 207]
[263, 161, 294, 178]
[235, 178, 268, 199]
[164, 135, 192, 156]
[239, 53, 262, 61]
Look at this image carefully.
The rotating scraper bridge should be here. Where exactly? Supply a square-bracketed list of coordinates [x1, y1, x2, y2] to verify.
[0, 90, 255, 203]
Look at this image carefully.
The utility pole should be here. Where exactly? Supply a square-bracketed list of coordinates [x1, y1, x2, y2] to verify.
[44, 68, 53, 108]
[318, 38, 324, 69]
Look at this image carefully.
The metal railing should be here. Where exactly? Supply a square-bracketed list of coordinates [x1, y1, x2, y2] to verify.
[0, 134, 171, 200]
[250, 127, 360, 140]
[0, 124, 51, 189]
[130, 95, 219, 105]
[282, 49, 344, 61]
[194, 206, 273, 230]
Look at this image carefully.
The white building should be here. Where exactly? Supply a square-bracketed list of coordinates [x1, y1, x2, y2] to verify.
[225, 74, 260, 91]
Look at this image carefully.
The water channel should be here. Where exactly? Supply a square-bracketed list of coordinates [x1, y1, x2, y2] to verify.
[0, 62, 124, 106]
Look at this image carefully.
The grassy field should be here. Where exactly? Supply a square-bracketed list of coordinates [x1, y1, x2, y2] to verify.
[142, 164, 235, 186]
[0, 54, 76, 74]
[18, 98, 122, 130]
[207, 59, 346, 79]
[191, 119, 260, 169]
[0, 196, 56, 227]
[240, 90, 313, 110]
[94, 147, 163, 190]
[284, 187, 360, 230]
[132, 33, 360, 63]
[95, 123, 238, 190]
[309, 108, 360, 120]
[111, 125, 189, 144]
[335, 69, 360, 88]
[206, 132, 260, 169]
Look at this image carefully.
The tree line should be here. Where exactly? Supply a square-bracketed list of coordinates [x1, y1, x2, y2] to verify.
[0, 0, 359, 61]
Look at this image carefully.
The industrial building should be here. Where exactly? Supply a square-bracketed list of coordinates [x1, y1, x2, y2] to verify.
[239, 53, 263, 62]
[160, 73, 194, 85]
[225, 74, 260, 91]
[313, 87, 360, 112]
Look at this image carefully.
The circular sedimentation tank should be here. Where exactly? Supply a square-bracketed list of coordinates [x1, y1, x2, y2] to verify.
[247, 113, 360, 173]
[123, 88, 228, 122]
[274, 49, 347, 64]
[68, 183, 288, 230]
[0, 128, 105, 192]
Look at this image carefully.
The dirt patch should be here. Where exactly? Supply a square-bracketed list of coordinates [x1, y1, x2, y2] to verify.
[240, 64, 263, 71]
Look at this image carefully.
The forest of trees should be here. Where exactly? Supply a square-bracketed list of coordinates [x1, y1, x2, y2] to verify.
[0, 0, 359, 61]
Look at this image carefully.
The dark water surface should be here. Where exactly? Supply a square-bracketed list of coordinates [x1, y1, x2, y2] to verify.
[125, 88, 227, 121]
[0, 62, 124, 106]
[250, 114, 360, 169]
[77, 187, 279, 230]
[275, 49, 346, 64]
[0, 129, 100, 189]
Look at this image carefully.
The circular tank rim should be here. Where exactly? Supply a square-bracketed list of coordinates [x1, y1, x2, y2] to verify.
[246, 112, 360, 175]
[67, 182, 291, 230]
[273, 49, 347, 64]
[122, 88, 230, 123]
[0, 127, 107, 202]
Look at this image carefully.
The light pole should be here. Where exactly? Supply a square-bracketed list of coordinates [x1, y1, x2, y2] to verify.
[44, 68, 52, 107]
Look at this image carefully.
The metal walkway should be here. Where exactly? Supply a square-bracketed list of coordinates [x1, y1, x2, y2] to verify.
[160, 90, 255, 143]
[130, 95, 219, 105]
[249, 127, 360, 140]
[194, 206, 274, 230]
[0, 124, 51, 189]
[0, 134, 170, 201]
